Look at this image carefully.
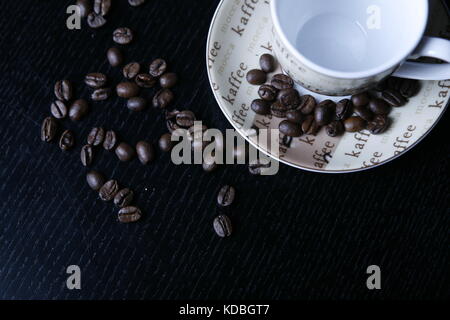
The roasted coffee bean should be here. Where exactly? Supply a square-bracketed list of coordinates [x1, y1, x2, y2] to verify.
[369, 98, 390, 115]
[85, 73, 107, 89]
[136, 141, 155, 165]
[128, 0, 146, 7]
[103, 130, 117, 151]
[115, 142, 136, 162]
[202, 160, 218, 173]
[80, 145, 94, 167]
[107, 47, 123, 67]
[382, 89, 407, 107]
[344, 116, 366, 132]
[351, 92, 370, 107]
[271, 101, 288, 118]
[159, 73, 178, 88]
[279, 120, 302, 137]
[50, 100, 67, 119]
[59, 130, 75, 151]
[159, 133, 174, 152]
[335, 99, 353, 120]
[367, 115, 390, 134]
[54, 80, 73, 101]
[135, 73, 156, 88]
[326, 121, 344, 137]
[246, 69, 267, 85]
[91, 88, 111, 101]
[298, 95, 316, 115]
[69, 99, 89, 121]
[248, 160, 271, 175]
[113, 27, 133, 45]
[127, 97, 147, 111]
[315, 100, 335, 126]
[354, 106, 374, 121]
[116, 82, 140, 98]
[76, 0, 92, 18]
[87, 12, 107, 28]
[280, 134, 293, 148]
[387, 77, 402, 91]
[87, 127, 105, 146]
[217, 185, 235, 207]
[251, 99, 271, 115]
[118, 206, 142, 223]
[123, 62, 140, 79]
[149, 58, 167, 77]
[86, 171, 105, 191]
[277, 88, 301, 108]
[166, 119, 180, 133]
[114, 188, 134, 208]
[399, 79, 420, 98]
[99, 180, 119, 201]
[41, 117, 58, 142]
[271, 74, 294, 90]
[213, 215, 232, 237]
[258, 85, 278, 101]
[374, 79, 388, 92]
[152, 89, 174, 108]
[94, 0, 111, 16]
[176, 111, 196, 128]
[259, 53, 276, 73]
[286, 110, 303, 123]
[302, 115, 320, 136]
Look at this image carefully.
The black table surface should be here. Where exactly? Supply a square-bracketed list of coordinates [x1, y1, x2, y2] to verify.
[0, 0, 448, 300]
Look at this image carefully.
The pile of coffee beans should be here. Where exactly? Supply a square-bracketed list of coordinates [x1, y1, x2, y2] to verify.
[247, 54, 421, 139]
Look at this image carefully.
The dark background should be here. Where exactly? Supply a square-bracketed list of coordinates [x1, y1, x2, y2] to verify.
[0, 0, 448, 300]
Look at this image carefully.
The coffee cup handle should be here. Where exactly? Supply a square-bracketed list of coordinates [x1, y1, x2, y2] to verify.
[393, 36, 450, 80]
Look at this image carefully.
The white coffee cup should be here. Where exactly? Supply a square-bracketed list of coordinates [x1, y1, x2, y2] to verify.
[271, 0, 450, 96]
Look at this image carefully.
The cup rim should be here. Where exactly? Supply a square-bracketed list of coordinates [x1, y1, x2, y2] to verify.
[270, 0, 429, 79]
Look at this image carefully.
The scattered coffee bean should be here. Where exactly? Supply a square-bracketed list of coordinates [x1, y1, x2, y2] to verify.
[80, 145, 94, 167]
[213, 215, 232, 238]
[217, 185, 235, 207]
[159, 73, 178, 88]
[115, 142, 136, 162]
[279, 120, 302, 137]
[127, 97, 147, 111]
[116, 82, 140, 98]
[153, 89, 174, 108]
[129, 0, 146, 6]
[369, 98, 390, 115]
[86, 171, 105, 191]
[118, 206, 142, 223]
[69, 99, 89, 121]
[87, 127, 105, 146]
[367, 115, 390, 134]
[113, 27, 133, 45]
[344, 116, 366, 132]
[123, 62, 140, 80]
[271, 74, 294, 90]
[298, 95, 316, 115]
[50, 100, 67, 119]
[87, 12, 107, 28]
[85, 73, 107, 89]
[258, 84, 278, 101]
[302, 115, 320, 136]
[149, 58, 167, 77]
[335, 99, 353, 120]
[382, 89, 407, 107]
[277, 88, 301, 109]
[41, 117, 58, 142]
[107, 47, 123, 67]
[54, 80, 73, 101]
[176, 110, 196, 128]
[158, 133, 174, 152]
[99, 179, 119, 201]
[351, 92, 370, 107]
[259, 53, 276, 73]
[315, 100, 335, 126]
[135, 73, 156, 88]
[59, 130, 75, 151]
[103, 130, 118, 151]
[76, 0, 92, 18]
[91, 88, 112, 101]
[114, 188, 134, 208]
[354, 106, 374, 122]
[399, 79, 420, 98]
[286, 110, 303, 123]
[246, 69, 267, 85]
[251, 99, 271, 115]
[326, 121, 344, 137]
[271, 101, 288, 118]
[136, 141, 155, 165]
[94, 0, 111, 16]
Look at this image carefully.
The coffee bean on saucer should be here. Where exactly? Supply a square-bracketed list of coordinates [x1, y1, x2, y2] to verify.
[54, 80, 73, 101]
[176, 110, 196, 128]
[159, 133, 174, 152]
[87, 127, 105, 146]
[351, 92, 370, 108]
[344, 116, 366, 132]
[91, 88, 112, 101]
[217, 185, 235, 207]
[41, 117, 58, 142]
[280, 135, 293, 148]
[382, 89, 407, 107]
[103, 130, 117, 151]
[259, 53, 276, 73]
[123, 62, 140, 79]
[127, 97, 147, 111]
[335, 99, 353, 120]
[94, 0, 111, 16]
[107, 47, 123, 67]
[159, 73, 178, 88]
[118, 206, 142, 223]
[69, 99, 89, 121]
[59, 130, 75, 151]
[113, 27, 133, 45]
[398, 79, 420, 98]
[99, 180, 119, 201]
[153, 89, 174, 108]
[286, 110, 303, 123]
[367, 115, 390, 135]
[315, 100, 335, 126]
[279, 120, 302, 137]
[258, 84, 278, 101]
[50, 100, 67, 119]
[298, 95, 316, 115]
[76, 0, 92, 17]
[115, 142, 136, 162]
[135, 74, 156, 88]
[87, 12, 106, 28]
[271, 74, 294, 90]
[251, 99, 271, 115]
[85, 73, 107, 89]
[136, 141, 155, 165]
[277, 88, 301, 109]
[114, 188, 134, 208]
[246, 69, 267, 85]
[302, 115, 320, 136]
[80, 145, 94, 167]
[149, 58, 167, 77]
[86, 171, 105, 191]
[271, 101, 288, 118]
[369, 98, 390, 115]
[354, 106, 374, 122]
[326, 121, 344, 137]
[116, 82, 140, 98]
[213, 215, 232, 238]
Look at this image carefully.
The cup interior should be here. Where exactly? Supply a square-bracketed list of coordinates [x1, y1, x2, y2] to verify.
[273, 0, 428, 75]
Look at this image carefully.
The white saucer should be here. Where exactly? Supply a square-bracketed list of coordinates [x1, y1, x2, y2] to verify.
[206, 0, 449, 173]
